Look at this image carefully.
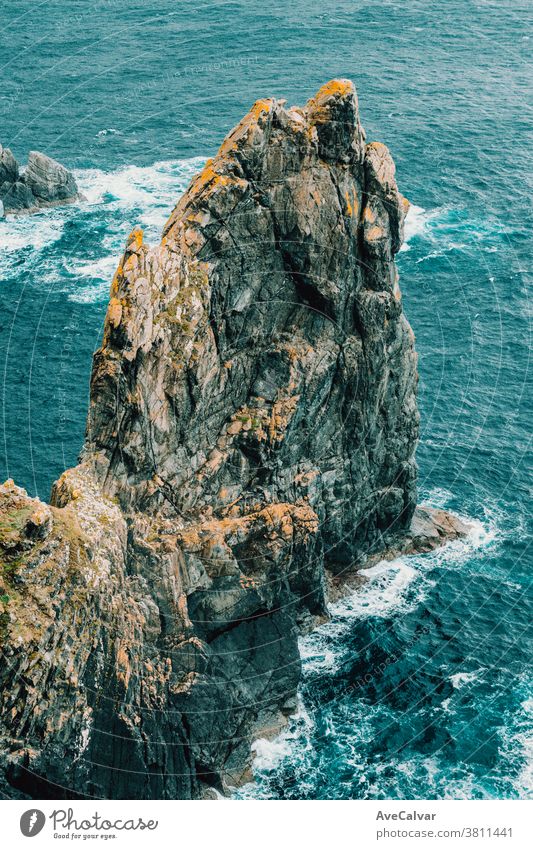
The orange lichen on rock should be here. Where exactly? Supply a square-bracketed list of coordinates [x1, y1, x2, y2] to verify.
[193, 163, 231, 193]
[366, 224, 385, 242]
[0, 79, 431, 802]
[106, 297, 123, 329]
[345, 190, 353, 217]
[313, 78, 354, 101]
[363, 204, 376, 224]
[177, 500, 318, 562]
[249, 98, 274, 120]
[116, 644, 131, 690]
[268, 394, 299, 443]
[349, 188, 360, 219]
[127, 227, 144, 252]
[215, 97, 275, 163]
[110, 263, 123, 296]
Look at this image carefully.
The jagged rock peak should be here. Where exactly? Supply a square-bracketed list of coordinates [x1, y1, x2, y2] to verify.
[87, 79, 413, 527]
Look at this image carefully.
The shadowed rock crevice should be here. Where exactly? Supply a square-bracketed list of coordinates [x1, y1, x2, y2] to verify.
[0, 80, 467, 799]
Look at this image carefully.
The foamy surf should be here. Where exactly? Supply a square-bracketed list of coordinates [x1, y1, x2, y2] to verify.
[497, 679, 533, 799]
[233, 700, 316, 799]
[0, 215, 65, 255]
[300, 503, 497, 683]
[401, 203, 427, 250]
[449, 669, 485, 689]
[68, 254, 119, 280]
[297, 559, 427, 679]
[74, 157, 205, 212]
[66, 158, 206, 300]
[400, 203, 509, 263]
[299, 553, 435, 676]
[252, 703, 315, 772]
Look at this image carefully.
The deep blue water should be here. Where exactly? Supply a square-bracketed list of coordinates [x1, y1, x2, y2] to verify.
[1, 0, 531, 799]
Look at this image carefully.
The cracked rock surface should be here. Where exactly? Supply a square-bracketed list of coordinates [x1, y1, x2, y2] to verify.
[0, 80, 467, 799]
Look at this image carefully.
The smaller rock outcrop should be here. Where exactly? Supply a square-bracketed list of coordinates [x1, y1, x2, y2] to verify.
[0, 144, 81, 215]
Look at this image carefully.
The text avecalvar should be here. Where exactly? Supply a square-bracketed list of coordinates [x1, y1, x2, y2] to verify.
[376, 811, 437, 821]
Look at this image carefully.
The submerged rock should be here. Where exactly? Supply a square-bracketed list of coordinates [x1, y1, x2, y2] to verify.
[0, 144, 80, 214]
[0, 80, 465, 799]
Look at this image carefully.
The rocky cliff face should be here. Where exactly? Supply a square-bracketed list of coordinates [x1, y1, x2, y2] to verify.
[0, 80, 466, 799]
[0, 145, 80, 215]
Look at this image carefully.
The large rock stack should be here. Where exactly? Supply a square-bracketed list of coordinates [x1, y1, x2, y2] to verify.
[0, 80, 465, 799]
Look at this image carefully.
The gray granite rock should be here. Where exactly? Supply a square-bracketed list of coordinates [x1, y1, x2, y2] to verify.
[24, 151, 78, 202]
[0, 144, 18, 184]
[0, 145, 79, 213]
[0, 180, 35, 210]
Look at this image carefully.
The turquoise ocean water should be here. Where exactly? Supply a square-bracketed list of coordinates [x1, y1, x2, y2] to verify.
[0, 0, 531, 799]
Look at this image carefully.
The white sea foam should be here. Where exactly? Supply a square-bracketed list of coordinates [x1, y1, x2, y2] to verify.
[74, 157, 205, 214]
[420, 486, 454, 508]
[332, 559, 423, 619]
[250, 700, 314, 772]
[236, 499, 507, 799]
[299, 610, 358, 674]
[0, 157, 207, 299]
[498, 687, 533, 798]
[449, 669, 484, 689]
[514, 699, 533, 797]
[420, 487, 501, 558]
[299, 640, 340, 674]
[64, 158, 206, 301]
[232, 699, 316, 798]
[401, 203, 473, 256]
[68, 279, 113, 305]
[252, 732, 301, 772]
[415, 243, 467, 264]
[401, 203, 508, 264]
[441, 667, 485, 713]
[298, 559, 430, 677]
[429, 512, 499, 571]
[65, 253, 119, 303]
[68, 254, 118, 280]
[0, 215, 64, 255]
[401, 203, 428, 251]
[298, 501, 499, 686]
[299, 555, 436, 675]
